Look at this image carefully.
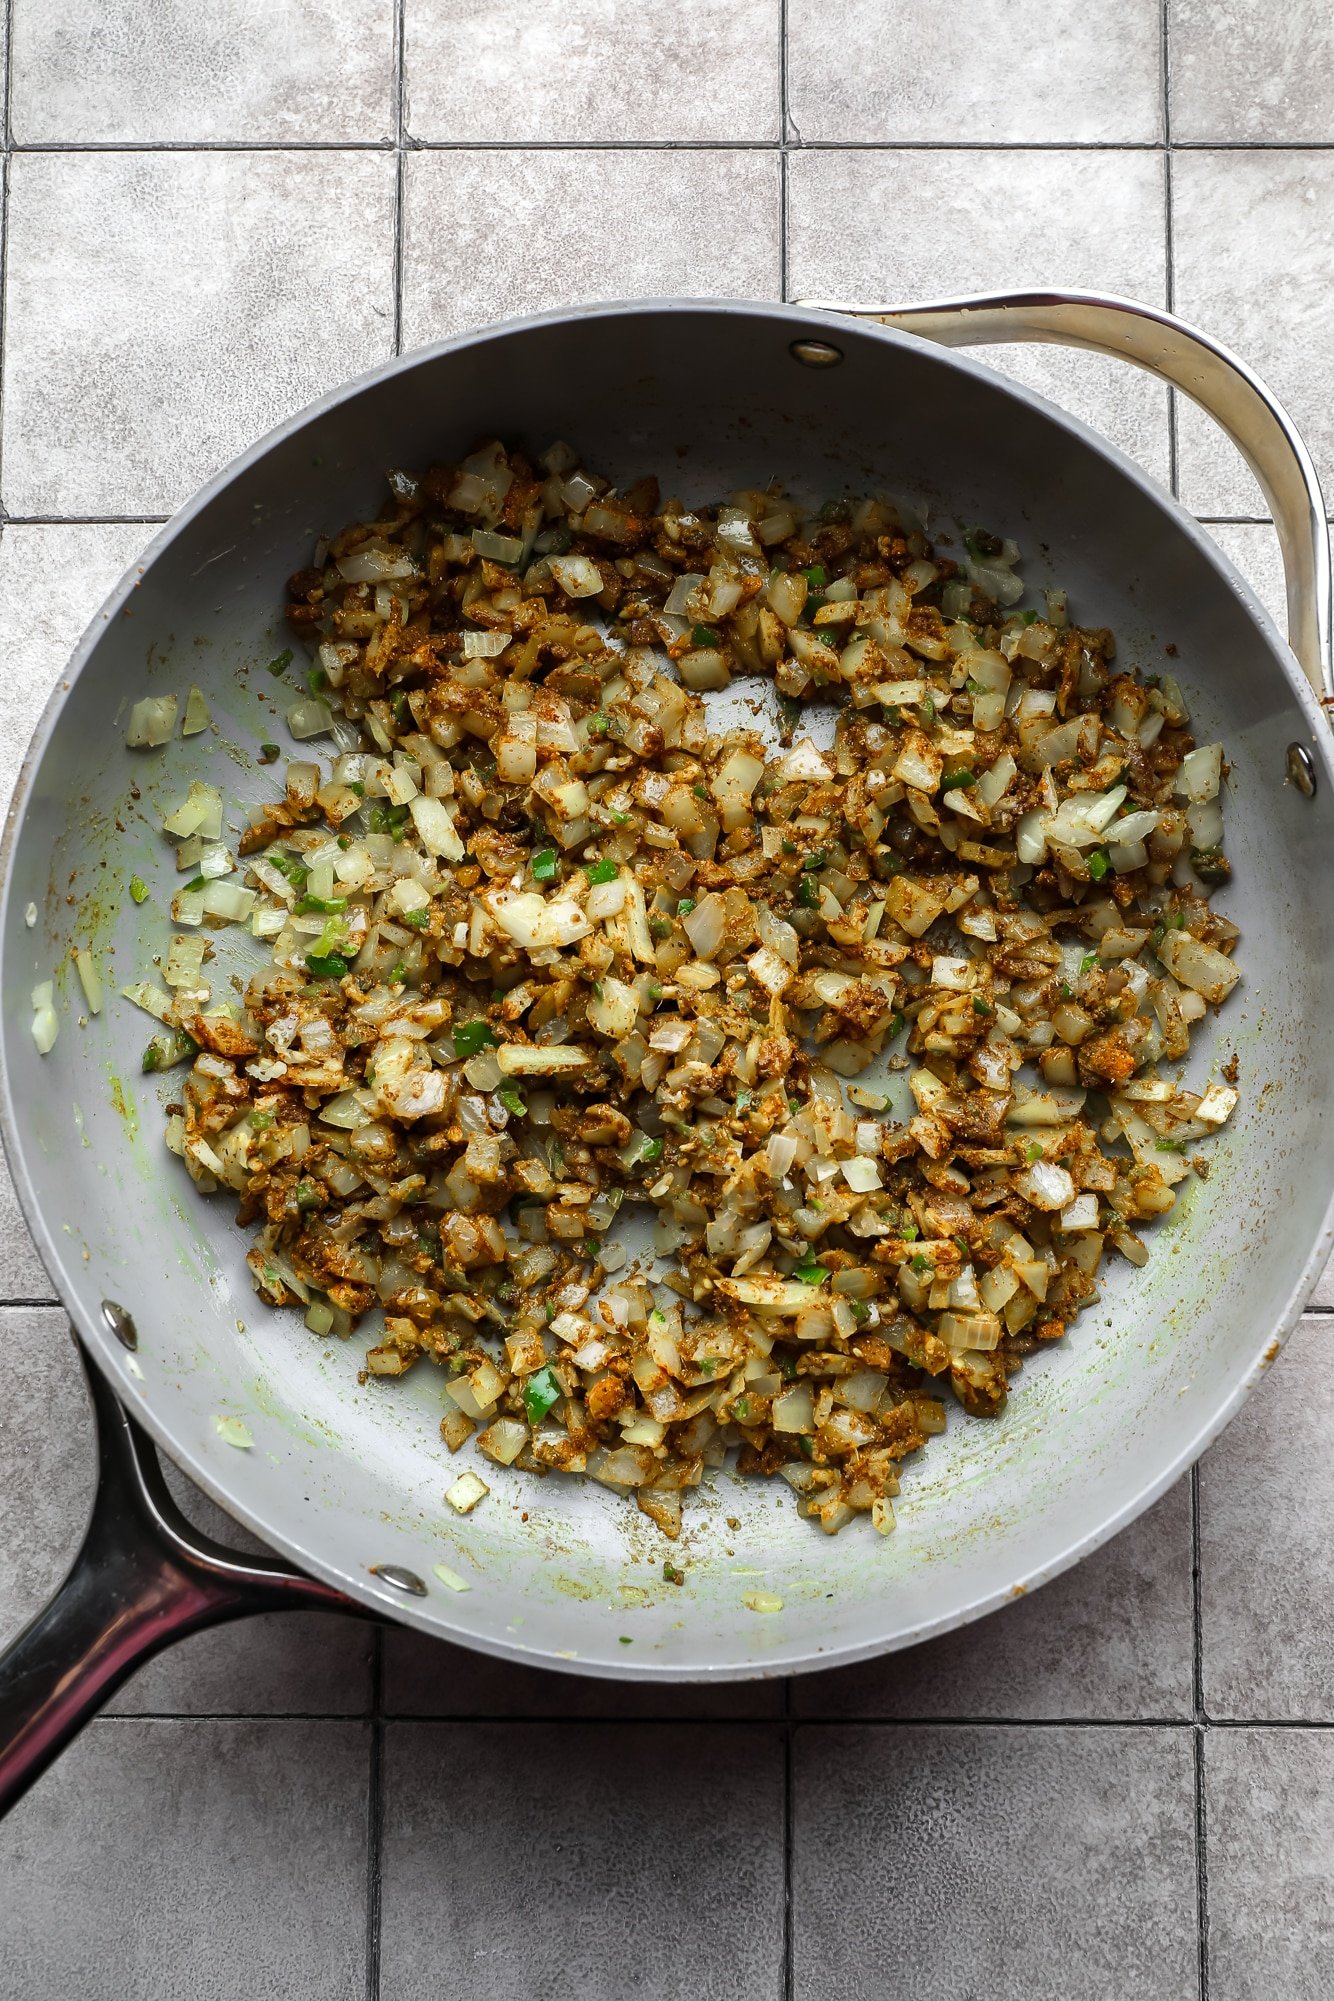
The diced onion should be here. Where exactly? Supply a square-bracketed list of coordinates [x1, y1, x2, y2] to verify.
[30, 980, 57, 1055]
[126, 695, 178, 748]
[462, 630, 510, 657]
[1176, 743, 1222, 803]
[200, 882, 256, 922]
[548, 554, 604, 599]
[409, 794, 466, 861]
[181, 686, 211, 736]
[75, 949, 103, 1015]
[336, 545, 417, 584]
[287, 699, 334, 740]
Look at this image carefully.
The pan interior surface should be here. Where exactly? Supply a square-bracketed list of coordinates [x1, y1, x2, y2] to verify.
[4, 301, 1332, 1681]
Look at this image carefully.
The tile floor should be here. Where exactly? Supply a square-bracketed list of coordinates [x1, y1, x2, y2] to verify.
[0, 4, 1331, 1996]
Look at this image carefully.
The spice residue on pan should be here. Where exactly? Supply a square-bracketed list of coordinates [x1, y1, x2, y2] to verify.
[111, 441, 1242, 1545]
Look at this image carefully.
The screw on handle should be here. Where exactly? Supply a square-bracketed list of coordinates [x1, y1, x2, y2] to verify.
[0, 1332, 357, 1819]
[797, 288, 1334, 707]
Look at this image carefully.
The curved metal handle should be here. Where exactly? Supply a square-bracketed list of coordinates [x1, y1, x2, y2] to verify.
[0, 1334, 357, 1818]
[798, 287, 1333, 703]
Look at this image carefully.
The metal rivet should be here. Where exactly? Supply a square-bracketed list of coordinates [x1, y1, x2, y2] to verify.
[370, 1563, 427, 1597]
[1286, 743, 1317, 798]
[101, 1300, 138, 1351]
[790, 338, 843, 369]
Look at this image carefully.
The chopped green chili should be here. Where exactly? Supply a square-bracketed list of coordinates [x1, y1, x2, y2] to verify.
[522, 1365, 563, 1425]
[452, 1020, 497, 1059]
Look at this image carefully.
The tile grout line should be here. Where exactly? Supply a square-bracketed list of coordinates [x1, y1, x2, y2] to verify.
[1194, 1725, 1211, 2001]
[782, 1715, 794, 2001]
[97, 1710, 1240, 1728]
[1166, 15, 1210, 1994]
[1192, 1460, 1210, 2000]
[782, 1675, 794, 2001]
[391, 0, 406, 358]
[0, 0, 15, 518]
[8, 137, 1334, 155]
[778, 0, 789, 302]
[89, 1711, 1334, 1727]
[1161, 0, 1180, 503]
[366, 1626, 385, 2001]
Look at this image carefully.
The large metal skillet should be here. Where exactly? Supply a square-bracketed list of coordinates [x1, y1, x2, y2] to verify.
[1, 290, 1331, 1812]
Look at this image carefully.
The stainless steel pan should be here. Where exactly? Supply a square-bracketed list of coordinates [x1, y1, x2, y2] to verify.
[3, 291, 1332, 1814]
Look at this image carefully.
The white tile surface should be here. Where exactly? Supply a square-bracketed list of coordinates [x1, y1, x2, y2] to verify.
[0, 1718, 370, 2000]
[405, 0, 781, 142]
[1173, 151, 1334, 517]
[0, 523, 151, 810]
[3, 151, 397, 517]
[401, 147, 782, 345]
[1199, 1319, 1334, 1720]
[1206, 1729, 1334, 2000]
[794, 1725, 1199, 2000]
[382, 1722, 785, 1999]
[1169, 0, 1334, 144]
[790, 0, 1163, 142]
[787, 148, 1172, 487]
[11, 0, 396, 143]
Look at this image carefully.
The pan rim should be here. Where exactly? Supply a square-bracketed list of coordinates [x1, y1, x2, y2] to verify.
[4, 293, 1332, 1682]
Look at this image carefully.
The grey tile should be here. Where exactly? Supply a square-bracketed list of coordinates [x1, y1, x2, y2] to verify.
[0, 1718, 369, 2001]
[793, 1479, 1193, 1720]
[405, 0, 780, 142]
[1173, 152, 1334, 517]
[0, 1309, 92, 1645]
[0, 523, 151, 820]
[1201, 519, 1287, 636]
[787, 148, 1172, 487]
[1310, 1250, 1334, 1311]
[0, 1151, 55, 1301]
[383, 1625, 784, 1718]
[11, 0, 395, 143]
[793, 1724, 1199, 2000]
[1199, 1316, 1334, 1720]
[1169, 0, 1334, 144]
[0, 1304, 373, 1718]
[400, 148, 782, 346]
[1205, 1727, 1334, 2001]
[381, 1720, 785, 1999]
[3, 151, 396, 518]
[789, 0, 1162, 143]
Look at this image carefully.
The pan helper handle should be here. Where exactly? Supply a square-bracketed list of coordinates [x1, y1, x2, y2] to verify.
[0, 1332, 360, 1819]
[798, 288, 1333, 706]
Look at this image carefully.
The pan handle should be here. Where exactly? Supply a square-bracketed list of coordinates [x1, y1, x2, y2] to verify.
[797, 287, 1334, 705]
[0, 1334, 359, 1819]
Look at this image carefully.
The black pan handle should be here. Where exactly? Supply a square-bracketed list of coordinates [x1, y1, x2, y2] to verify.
[0, 1333, 361, 1818]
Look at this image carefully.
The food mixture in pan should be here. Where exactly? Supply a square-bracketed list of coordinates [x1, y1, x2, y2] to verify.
[113, 442, 1241, 1540]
